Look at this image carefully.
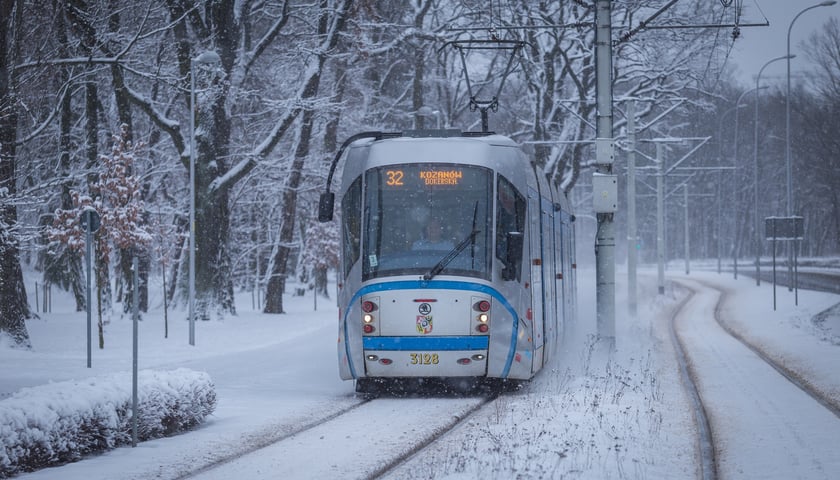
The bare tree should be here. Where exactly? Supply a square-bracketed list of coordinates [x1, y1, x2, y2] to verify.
[801, 18, 840, 255]
[0, 0, 32, 347]
[263, 0, 353, 313]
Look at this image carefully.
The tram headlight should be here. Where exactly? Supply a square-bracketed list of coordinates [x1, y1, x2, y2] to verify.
[478, 313, 489, 323]
[363, 313, 374, 323]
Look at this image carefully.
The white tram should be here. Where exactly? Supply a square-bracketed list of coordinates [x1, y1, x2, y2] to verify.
[318, 129, 576, 392]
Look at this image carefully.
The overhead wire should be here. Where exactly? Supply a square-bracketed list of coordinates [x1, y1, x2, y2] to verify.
[701, 0, 740, 90]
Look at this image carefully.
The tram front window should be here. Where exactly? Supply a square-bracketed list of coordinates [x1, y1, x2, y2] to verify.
[362, 164, 492, 281]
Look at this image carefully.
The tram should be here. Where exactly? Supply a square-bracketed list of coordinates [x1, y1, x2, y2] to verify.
[318, 129, 576, 392]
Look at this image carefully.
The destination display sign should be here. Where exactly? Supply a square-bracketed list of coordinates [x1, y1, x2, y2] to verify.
[382, 165, 467, 188]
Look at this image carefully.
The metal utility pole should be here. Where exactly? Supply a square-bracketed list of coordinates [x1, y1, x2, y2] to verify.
[80, 207, 100, 368]
[717, 104, 745, 274]
[656, 143, 665, 294]
[754, 55, 793, 286]
[594, 0, 616, 344]
[732, 86, 765, 279]
[626, 100, 637, 316]
[684, 184, 690, 275]
[786, 2, 835, 290]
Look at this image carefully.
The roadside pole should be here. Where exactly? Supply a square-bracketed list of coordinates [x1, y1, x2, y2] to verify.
[594, 0, 616, 345]
[626, 100, 637, 316]
[80, 207, 100, 368]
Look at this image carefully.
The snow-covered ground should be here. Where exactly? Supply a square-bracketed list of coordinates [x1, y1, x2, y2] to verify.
[2, 264, 839, 479]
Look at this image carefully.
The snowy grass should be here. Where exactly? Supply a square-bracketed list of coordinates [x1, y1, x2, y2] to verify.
[0, 369, 215, 478]
[383, 273, 697, 479]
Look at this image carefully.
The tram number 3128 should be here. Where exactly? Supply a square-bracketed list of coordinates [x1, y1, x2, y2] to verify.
[410, 353, 439, 365]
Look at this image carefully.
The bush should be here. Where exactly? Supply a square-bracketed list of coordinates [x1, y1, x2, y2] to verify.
[0, 369, 216, 478]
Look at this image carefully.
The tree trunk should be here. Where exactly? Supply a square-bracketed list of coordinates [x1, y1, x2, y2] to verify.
[165, 0, 238, 320]
[264, 0, 342, 313]
[264, 109, 316, 313]
[41, 8, 85, 311]
[107, 0, 150, 314]
[314, 264, 329, 298]
[0, 0, 32, 347]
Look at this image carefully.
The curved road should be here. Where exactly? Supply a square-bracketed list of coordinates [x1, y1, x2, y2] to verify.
[672, 277, 840, 479]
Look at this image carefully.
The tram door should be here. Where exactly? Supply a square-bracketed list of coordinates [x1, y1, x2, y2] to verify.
[528, 189, 544, 372]
[541, 196, 557, 366]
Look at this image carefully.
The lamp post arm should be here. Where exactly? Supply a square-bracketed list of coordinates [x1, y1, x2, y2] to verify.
[786, 1, 836, 216]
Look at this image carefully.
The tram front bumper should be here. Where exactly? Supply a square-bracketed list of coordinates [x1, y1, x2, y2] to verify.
[363, 349, 488, 377]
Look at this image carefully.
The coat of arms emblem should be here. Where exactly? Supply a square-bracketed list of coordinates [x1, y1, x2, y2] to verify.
[416, 315, 433, 334]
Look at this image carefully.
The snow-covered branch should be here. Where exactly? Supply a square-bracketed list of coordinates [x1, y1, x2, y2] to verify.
[124, 85, 185, 157]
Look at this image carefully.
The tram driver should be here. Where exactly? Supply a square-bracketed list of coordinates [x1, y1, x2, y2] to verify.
[412, 217, 454, 251]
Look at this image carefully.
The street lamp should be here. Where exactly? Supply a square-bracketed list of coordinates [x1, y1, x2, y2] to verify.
[786, 1, 835, 288]
[733, 86, 766, 280]
[416, 106, 442, 129]
[787, 2, 835, 218]
[716, 103, 745, 274]
[189, 50, 221, 346]
[754, 54, 794, 286]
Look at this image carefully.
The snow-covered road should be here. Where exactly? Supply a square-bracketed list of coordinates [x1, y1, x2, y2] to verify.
[673, 277, 840, 479]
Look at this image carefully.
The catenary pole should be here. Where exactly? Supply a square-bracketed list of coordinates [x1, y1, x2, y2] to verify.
[717, 104, 744, 274]
[656, 143, 665, 294]
[626, 100, 637, 316]
[732, 86, 764, 279]
[595, 0, 615, 344]
[684, 184, 689, 275]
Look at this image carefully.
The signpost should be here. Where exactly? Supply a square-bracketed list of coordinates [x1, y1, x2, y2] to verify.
[132, 255, 139, 447]
[765, 216, 803, 310]
[80, 207, 101, 368]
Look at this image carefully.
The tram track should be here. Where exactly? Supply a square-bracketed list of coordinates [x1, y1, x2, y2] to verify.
[669, 277, 840, 479]
[696, 278, 840, 419]
[667, 289, 716, 480]
[179, 390, 500, 480]
[177, 398, 372, 479]
[364, 392, 499, 479]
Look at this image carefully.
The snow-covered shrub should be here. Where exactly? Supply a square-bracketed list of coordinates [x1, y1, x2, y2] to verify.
[0, 369, 215, 478]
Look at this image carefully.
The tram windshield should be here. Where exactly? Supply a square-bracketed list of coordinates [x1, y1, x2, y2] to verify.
[362, 164, 492, 281]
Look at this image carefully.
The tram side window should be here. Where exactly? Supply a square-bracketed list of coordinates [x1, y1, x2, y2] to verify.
[496, 176, 526, 281]
[341, 176, 362, 278]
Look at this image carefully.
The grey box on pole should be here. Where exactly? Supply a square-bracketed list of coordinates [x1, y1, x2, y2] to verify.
[592, 174, 618, 213]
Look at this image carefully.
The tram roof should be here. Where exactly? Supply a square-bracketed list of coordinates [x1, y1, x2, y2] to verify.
[349, 129, 520, 148]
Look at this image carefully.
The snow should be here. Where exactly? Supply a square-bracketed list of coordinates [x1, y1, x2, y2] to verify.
[2, 265, 839, 479]
[672, 277, 840, 478]
[0, 368, 214, 476]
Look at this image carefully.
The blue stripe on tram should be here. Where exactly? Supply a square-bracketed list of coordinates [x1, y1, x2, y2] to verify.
[363, 336, 489, 351]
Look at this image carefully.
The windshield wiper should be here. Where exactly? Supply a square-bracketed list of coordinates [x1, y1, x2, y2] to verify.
[469, 201, 478, 269]
[423, 228, 481, 281]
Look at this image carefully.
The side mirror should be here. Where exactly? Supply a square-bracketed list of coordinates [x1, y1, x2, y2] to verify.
[318, 192, 335, 222]
[501, 231, 523, 281]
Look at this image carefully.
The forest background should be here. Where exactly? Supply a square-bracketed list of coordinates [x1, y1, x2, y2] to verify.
[1, 0, 839, 347]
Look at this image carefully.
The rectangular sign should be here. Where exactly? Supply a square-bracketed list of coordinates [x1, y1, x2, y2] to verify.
[384, 167, 465, 187]
[765, 216, 804, 240]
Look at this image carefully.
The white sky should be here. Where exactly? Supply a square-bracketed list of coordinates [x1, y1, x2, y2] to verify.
[727, 0, 840, 86]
